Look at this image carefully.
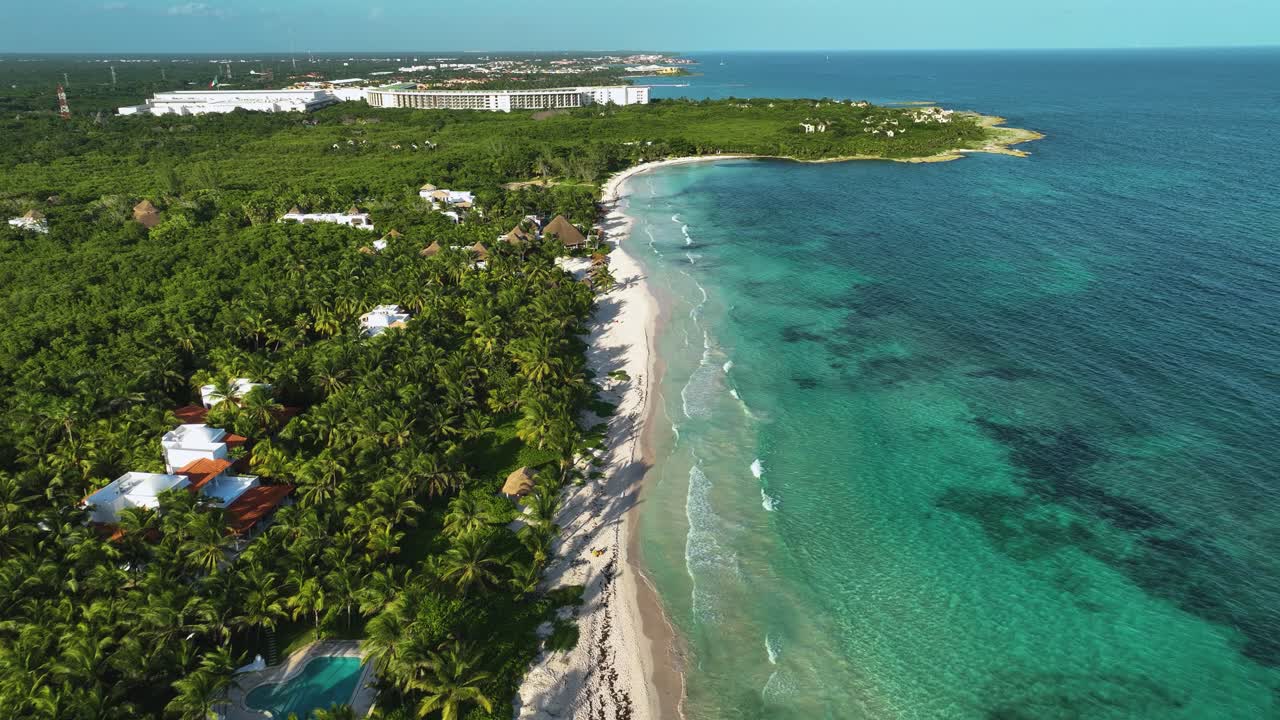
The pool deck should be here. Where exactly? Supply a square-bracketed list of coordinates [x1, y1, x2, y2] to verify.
[222, 640, 378, 719]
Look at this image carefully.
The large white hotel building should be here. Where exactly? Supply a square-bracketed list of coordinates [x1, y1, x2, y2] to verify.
[364, 85, 650, 112]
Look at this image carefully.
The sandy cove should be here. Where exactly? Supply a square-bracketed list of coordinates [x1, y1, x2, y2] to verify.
[514, 166, 685, 720]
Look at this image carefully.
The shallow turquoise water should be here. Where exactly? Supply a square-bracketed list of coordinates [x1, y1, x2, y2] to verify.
[630, 50, 1280, 719]
[245, 656, 362, 718]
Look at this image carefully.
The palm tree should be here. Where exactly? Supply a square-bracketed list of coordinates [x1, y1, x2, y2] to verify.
[442, 493, 500, 539]
[238, 387, 283, 435]
[182, 513, 231, 575]
[311, 704, 358, 720]
[362, 602, 411, 679]
[234, 564, 286, 642]
[409, 640, 494, 720]
[165, 647, 239, 720]
[437, 534, 503, 595]
[288, 574, 329, 630]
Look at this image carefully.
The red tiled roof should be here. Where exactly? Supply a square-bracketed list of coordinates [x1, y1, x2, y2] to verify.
[176, 458, 233, 493]
[225, 484, 293, 535]
[174, 405, 209, 424]
[224, 433, 249, 448]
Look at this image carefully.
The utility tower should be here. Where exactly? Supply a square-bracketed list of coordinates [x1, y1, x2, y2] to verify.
[56, 84, 71, 119]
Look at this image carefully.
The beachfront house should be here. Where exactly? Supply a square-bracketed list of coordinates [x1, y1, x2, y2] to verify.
[200, 378, 270, 408]
[543, 215, 588, 250]
[161, 423, 248, 473]
[279, 205, 375, 231]
[360, 304, 411, 337]
[8, 210, 49, 233]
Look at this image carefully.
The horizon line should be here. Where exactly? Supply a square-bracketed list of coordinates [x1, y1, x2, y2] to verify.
[3, 44, 1279, 57]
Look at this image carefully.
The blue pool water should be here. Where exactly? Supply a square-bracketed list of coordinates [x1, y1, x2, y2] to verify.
[629, 49, 1280, 719]
[244, 656, 363, 718]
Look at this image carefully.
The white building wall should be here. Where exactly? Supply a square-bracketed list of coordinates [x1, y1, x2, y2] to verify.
[365, 86, 649, 113]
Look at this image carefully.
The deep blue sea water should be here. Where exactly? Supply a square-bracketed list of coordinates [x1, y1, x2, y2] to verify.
[626, 50, 1280, 719]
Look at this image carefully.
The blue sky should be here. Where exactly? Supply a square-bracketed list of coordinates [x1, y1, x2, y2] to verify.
[6, 0, 1279, 53]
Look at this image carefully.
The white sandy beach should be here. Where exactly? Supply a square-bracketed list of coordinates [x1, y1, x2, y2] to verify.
[514, 160, 702, 720]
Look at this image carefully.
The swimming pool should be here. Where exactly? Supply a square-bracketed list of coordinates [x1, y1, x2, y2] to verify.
[244, 655, 363, 718]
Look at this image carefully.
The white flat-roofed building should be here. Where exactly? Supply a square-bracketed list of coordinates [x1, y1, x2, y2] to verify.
[8, 210, 49, 234]
[118, 89, 340, 116]
[280, 206, 375, 231]
[418, 187, 475, 205]
[161, 423, 242, 473]
[360, 305, 411, 337]
[83, 472, 190, 524]
[365, 85, 650, 113]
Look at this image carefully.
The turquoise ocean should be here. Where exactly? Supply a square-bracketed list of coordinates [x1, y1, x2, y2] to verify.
[626, 50, 1280, 719]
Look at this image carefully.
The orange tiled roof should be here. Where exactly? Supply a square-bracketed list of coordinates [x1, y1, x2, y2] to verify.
[173, 405, 209, 424]
[225, 484, 294, 535]
[176, 458, 233, 493]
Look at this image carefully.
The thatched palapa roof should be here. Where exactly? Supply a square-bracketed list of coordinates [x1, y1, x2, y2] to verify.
[420, 241, 442, 257]
[543, 215, 586, 247]
[502, 467, 536, 498]
[420, 183, 437, 191]
[471, 242, 489, 260]
[133, 199, 161, 228]
[22, 210, 45, 220]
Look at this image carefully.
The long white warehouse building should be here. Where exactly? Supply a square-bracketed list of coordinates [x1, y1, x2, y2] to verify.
[118, 89, 341, 116]
[365, 85, 650, 112]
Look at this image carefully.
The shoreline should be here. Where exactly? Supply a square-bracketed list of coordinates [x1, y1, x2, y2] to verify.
[515, 114, 1042, 718]
[515, 172, 683, 720]
[598, 113, 1044, 182]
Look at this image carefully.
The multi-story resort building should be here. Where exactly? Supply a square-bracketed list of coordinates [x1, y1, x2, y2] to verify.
[118, 89, 341, 116]
[117, 85, 649, 116]
[365, 85, 650, 112]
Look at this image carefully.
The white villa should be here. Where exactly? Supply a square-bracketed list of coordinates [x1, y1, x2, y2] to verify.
[200, 378, 269, 408]
[418, 185, 475, 206]
[83, 472, 190, 524]
[8, 210, 49, 234]
[360, 305, 411, 337]
[83, 425, 292, 544]
[280, 206, 375, 231]
[161, 423, 245, 473]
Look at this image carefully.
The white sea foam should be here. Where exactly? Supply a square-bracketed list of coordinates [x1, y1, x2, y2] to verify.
[671, 213, 681, 223]
[685, 462, 735, 624]
[765, 632, 782, 665]
[762, 668, 796, 703]
[761, 488, 779, 512]
[642, 225, 663, 258]
[682, 224, 694, 246]
[750, 458, 764, 479]
[681, 361, 720, 420]
[729, 389, 740, 400]
[685, 252, 699, 265]
[723, 359, 734, 373]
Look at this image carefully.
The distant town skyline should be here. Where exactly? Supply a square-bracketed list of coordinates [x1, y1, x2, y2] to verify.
[6, 0, 1279, 53]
